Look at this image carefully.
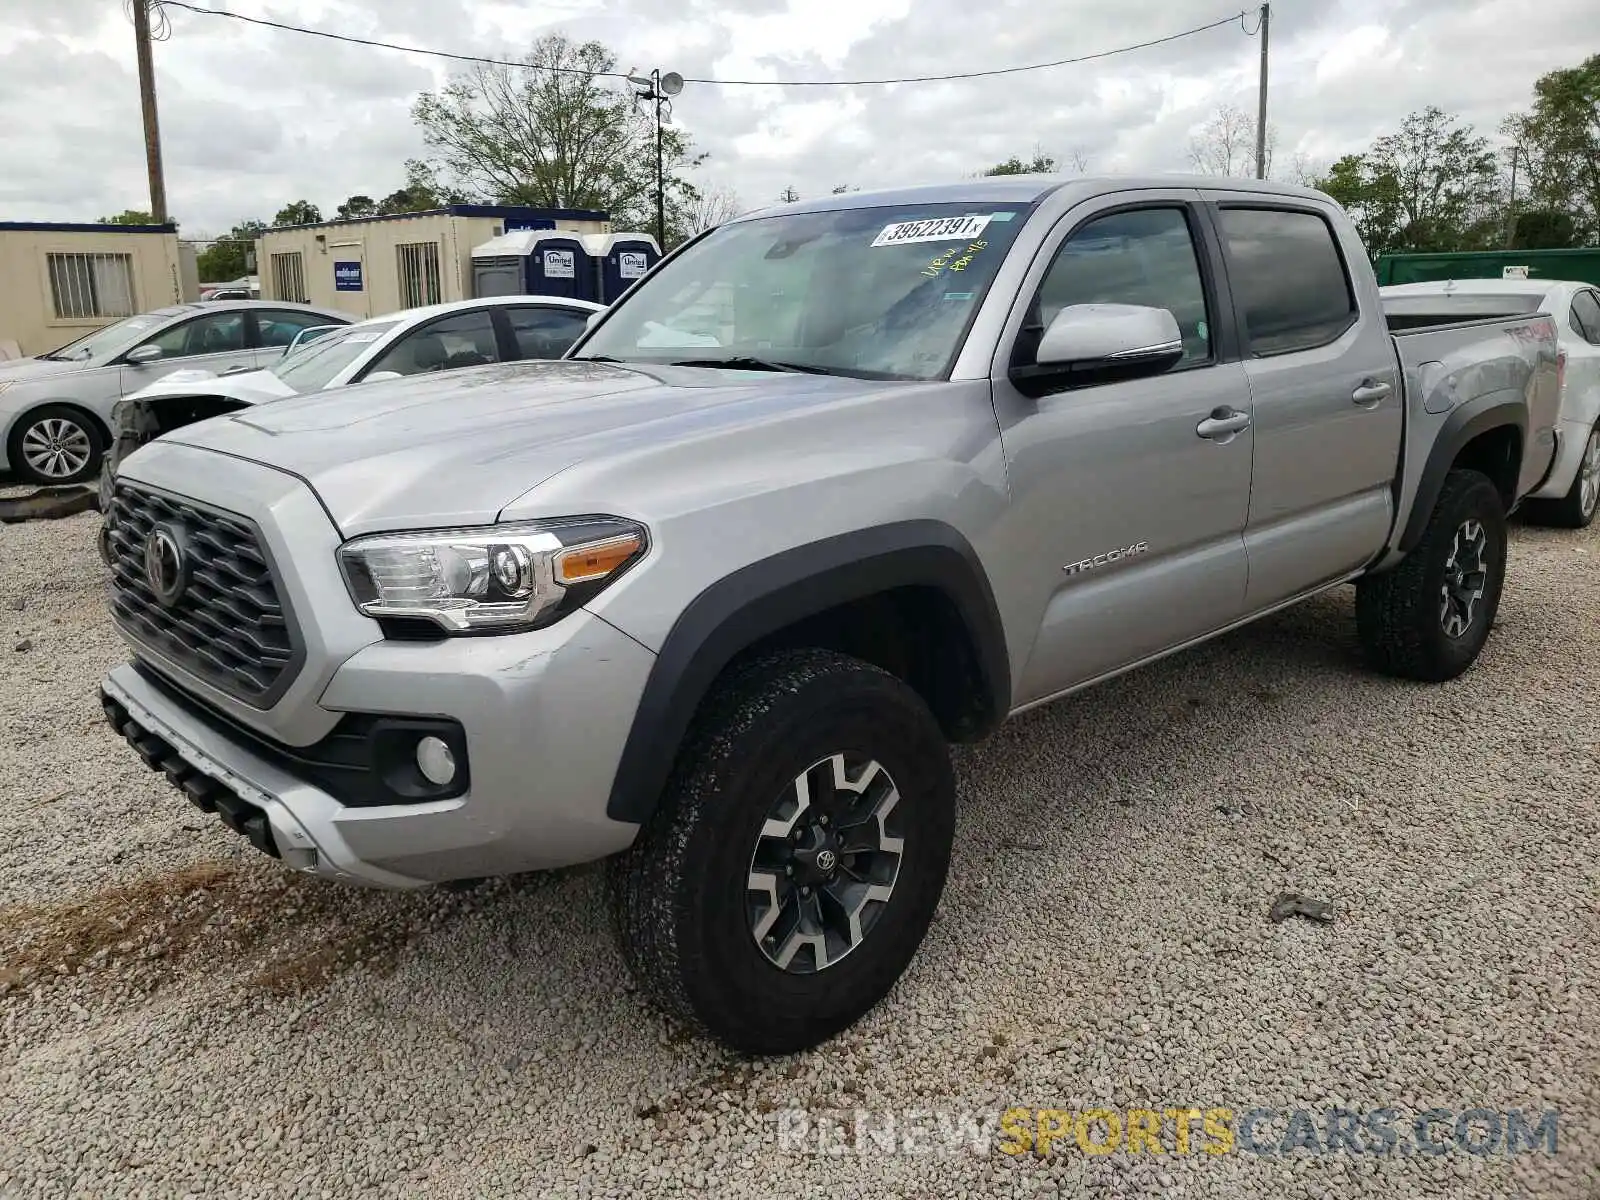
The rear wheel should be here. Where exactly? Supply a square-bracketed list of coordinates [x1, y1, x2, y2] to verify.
[1525, 421, 1600, 529]
[7, 404, 103, 485]
[1356, 468, 1507, 682]
[608, 648, 955, 1055]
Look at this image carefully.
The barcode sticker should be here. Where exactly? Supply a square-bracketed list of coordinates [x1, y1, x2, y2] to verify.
[871, 214, 992, 247]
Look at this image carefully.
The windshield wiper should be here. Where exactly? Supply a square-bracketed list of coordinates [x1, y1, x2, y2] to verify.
[667, 356, 833, 375]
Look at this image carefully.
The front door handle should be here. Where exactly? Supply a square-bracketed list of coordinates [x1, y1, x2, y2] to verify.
[1352, 379, 1392, 405]
[1196, 407, 1251, 440]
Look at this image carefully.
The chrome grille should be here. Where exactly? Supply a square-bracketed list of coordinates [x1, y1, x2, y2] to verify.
[105, 482, 299, 706]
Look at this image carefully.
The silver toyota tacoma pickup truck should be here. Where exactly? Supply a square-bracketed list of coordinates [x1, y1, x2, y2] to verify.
[98, 176, 1560, 1054]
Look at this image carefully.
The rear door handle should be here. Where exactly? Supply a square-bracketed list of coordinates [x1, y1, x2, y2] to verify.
[1196, 407, 1251, 440]
[1352, 379, 1392, 405]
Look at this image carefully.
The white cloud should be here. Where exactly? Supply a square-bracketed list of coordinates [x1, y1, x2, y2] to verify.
[0, 0, 1595, 230]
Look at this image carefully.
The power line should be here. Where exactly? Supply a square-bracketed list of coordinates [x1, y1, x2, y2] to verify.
[154, 1, 1251, 88]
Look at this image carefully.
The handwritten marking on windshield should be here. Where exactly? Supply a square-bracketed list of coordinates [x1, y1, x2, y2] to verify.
[923, 240, 989, 278]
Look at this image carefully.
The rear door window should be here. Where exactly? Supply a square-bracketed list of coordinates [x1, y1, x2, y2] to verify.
[1218, 208, 1357, 355]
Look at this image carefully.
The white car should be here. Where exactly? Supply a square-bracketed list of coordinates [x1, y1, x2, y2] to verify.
[106, 294, 606, 482]
[1382, 278, 1600, 527]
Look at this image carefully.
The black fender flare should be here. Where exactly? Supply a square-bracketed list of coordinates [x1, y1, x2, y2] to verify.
[604, 519, 1010, 824]
[1398, 395, 1526, 553]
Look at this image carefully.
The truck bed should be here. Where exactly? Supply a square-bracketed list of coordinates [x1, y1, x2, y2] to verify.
[1385, 310, 1562, 546]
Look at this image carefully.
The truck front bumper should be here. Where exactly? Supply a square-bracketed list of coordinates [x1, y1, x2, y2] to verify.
[101, 605, 657, 889]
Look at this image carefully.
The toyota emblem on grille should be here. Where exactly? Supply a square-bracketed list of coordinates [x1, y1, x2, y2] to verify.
[143, 525, 188, 608]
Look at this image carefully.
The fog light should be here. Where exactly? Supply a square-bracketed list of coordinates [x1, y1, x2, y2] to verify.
[416, 736, 457, 786]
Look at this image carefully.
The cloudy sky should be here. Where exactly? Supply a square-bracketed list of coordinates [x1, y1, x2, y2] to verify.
[0, 0, 1595, 237]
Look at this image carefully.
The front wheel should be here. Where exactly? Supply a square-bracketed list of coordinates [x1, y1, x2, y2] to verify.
[7, 404, 103, 485]
[608, 648, 955, 1055]
[1356, 468, 1508, 682]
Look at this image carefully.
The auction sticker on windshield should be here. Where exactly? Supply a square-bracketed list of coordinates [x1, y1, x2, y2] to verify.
[871, 215, 994, 247]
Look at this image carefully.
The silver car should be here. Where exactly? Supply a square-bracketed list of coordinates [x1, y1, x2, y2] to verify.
[0, 300, 354, 484]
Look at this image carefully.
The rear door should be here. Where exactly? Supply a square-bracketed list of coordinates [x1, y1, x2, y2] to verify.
[987, 190, 1255, 702]
[1202, 194, 1403, 611]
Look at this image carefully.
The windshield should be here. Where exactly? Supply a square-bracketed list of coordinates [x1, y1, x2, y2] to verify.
[574, 201, 1034, 379]
[43, 312, 171, 362]
[270, 321, 399, 393]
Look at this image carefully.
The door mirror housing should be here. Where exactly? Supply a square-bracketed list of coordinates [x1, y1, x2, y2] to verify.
[1011, 303, 1184, 395]
[363, 370, 403, 383]
[125, 343, 164, 366]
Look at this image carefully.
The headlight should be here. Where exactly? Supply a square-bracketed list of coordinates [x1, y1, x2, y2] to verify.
[337, 517, 647, 634]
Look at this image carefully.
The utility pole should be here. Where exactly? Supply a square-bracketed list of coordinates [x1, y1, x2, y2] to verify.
[132, 0, 169, 223]
[1254, 3, 1271, 180]
[1503, 145, 1522, 249]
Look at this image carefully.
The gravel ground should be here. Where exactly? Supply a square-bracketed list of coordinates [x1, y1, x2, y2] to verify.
[2, 507, 1597, 1198]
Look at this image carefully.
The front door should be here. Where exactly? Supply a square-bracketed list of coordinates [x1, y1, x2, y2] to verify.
[117, 309, 259, 395]
[988, 192, 1255, 703]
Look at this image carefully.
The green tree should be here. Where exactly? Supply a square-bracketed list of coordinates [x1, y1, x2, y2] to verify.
[335, 195, 377, 220]
[273, 200, 323, 227]
[1513, 208, 1581, 249]
[1503, 54, 1600, 244]
[1316, 153, 1404, 255]
[195, 219, 266, 282]
[410, 33, 706, 234]
[1318, 108, 1498, 254]
[373, 160, 465, 215]
[983, 151, 1058, 176]
[97, 209, 174, 227]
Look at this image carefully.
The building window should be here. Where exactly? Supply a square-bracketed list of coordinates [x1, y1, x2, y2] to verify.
[46, 253, 136, 320]
[397, 241, 443, 308]
[271, 252, 307, 303]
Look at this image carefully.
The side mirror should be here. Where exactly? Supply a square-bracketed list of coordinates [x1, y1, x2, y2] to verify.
[1012, 303, 1184, 395]
[125, 344, 164, 366]
[363, 370, 403, 383]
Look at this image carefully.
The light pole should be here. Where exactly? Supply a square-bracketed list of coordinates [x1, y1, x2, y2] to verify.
[628, 69, 684, 249]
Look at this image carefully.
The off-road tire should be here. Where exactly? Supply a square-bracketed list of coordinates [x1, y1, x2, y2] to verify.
[1356, 468, 1507, 682]
[607, 648, 955, 1055]
[6, 403, 104, 486]
[1523, 420, 1600, 530]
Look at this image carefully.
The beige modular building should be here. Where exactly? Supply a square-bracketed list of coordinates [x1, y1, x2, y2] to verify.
[0, 221, 184, 358]
[256, 205, 612, 319]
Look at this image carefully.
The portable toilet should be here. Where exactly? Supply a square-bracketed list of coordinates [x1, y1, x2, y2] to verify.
[583, 233, 662, 303]
[471, 231, 598, 302]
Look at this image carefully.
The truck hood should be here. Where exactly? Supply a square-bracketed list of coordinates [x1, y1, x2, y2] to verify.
[125, 366, 294, 406]
[0, 356, 86, 383]
[157, 358, 885, 535]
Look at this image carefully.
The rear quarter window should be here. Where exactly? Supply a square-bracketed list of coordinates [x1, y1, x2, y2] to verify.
[1218, 208, 1357, 356]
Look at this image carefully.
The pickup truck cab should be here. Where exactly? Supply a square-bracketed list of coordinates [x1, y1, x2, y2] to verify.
[98, 176, 1559, 1054]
